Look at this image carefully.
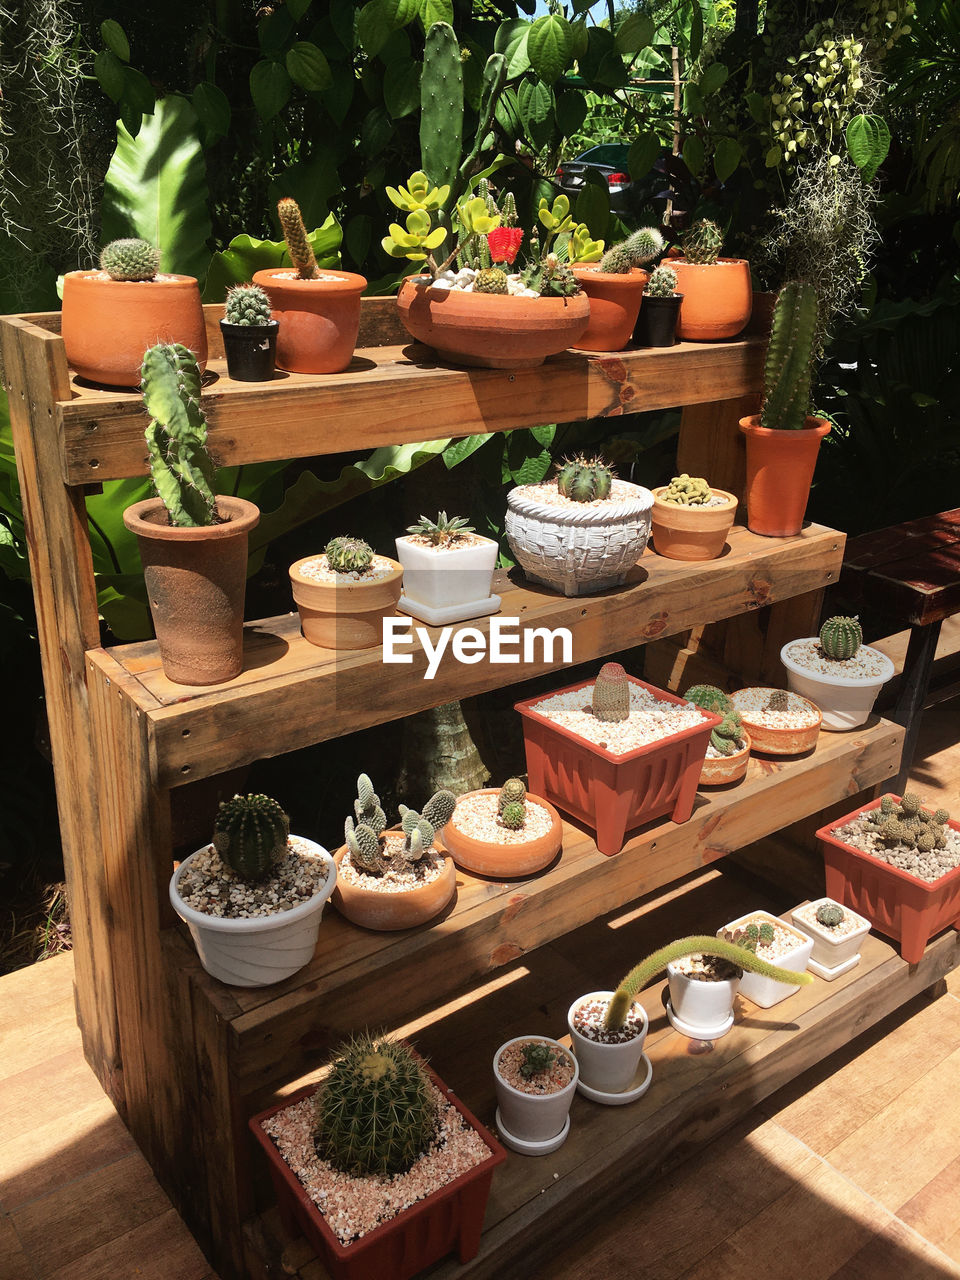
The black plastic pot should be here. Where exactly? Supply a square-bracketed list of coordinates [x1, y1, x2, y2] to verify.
[632, 293, 683, 348]
[220, 319, 279, 382]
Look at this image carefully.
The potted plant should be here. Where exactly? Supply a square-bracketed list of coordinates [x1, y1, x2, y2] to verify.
[729, 686, 822, 755]
[514, 662, 721, 855]
[684, 685, 752, 786]
[331, 775, 457, 931]
[250, 1032, 506, 1280]
[668, 219, 752, 340]
[253, 197, 367, 373]
[289, 536, 403, 651]
[632, 264, 682, 347]
[571, 226, 664, 352]
[566, 990, 651, 1104]
[790, 898, 872, 980]
[492, 1036, 578, 1154]
[61, 237, 207, 387]
[122, 343, 260, 686]
[650, 473, 738, 561]
[739, 280, 831, 537]
[395, 511, 500, 625]
[780, 615, 895, 731]
[717, 911, 814, 1007]
[441, 777, 563, 878]
[817, 792, 960, 964]
[169, 794, 336, 987]
[505, 454, 654, 596]
[219, 282, 278, 381]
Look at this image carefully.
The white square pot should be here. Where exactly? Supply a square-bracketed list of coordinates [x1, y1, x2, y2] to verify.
[718, 910, 813, 1008]
[395, 534, 500, 623]
[790, 898, 871, 977]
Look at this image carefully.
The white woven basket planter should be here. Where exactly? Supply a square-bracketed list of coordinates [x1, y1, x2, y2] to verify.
[505, 482, 654, 596]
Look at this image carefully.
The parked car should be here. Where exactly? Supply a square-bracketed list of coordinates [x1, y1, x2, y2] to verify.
[555, 143, 670, 218]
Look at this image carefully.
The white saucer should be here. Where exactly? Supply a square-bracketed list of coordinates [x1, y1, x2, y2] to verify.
[573, 1051, 653, 1105]
[665, 999, 735, 1040]
[398, 593, 501, 626]
[807, 952, 861, 981]
[494, 1108, 570, 1156]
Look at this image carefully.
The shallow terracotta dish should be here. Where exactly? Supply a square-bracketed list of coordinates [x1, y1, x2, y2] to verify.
[442, 789, 563, 878]
[331, 840, 456, 931]
[730, 687, 822, 755]
[698, 731, 751, 786]
[650, 487, 738, 561]
[289, 555, 402, 650]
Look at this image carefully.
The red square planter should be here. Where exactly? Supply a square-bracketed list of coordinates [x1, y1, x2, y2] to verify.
[817, 796, 960, 964]
[514, 674, 720, 856]
[249, 1066, 506, 1280]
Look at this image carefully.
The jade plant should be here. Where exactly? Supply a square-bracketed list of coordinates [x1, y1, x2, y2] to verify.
[344, 773, 456, 875]
[760, 281, 819, 430]
[325, 536, 374, 575]
[644, 264, 679, 297]
[212, 793, 290, 881]
[862, 792, 950, 852]
[592, 662, 630, 724]
[678, 219, 724, 265]
[597, 227, 665, 275]
[684, 684, 744, 757]
[819, 615, 862, 660]
[100, 237, 161, 281]
[406, 512, 476, 547]
[498, 777, 527, 831]
[142, 342, 218, 528]
[224, 282, 273, 327]
[555, 455, 614, 502]
[277, 196, 319, 280]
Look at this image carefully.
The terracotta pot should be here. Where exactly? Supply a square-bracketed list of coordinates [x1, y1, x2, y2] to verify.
[570, 266, 648, 352]
[699, 731, 751, 786]
[289, 555, 402, 650]
[123, 496, 259, 686]
[729, 687, 822, 755]
[331, 841, 457, 931]
[442, 790, 563, 878]
[669, 259, 752, 340]
[396, 277, 590, 369]
[632, 293, 682, 347]
[61, 271, 207, 387]
[650, 487, 738, 561]
[740, 415, 831, 537]
[252, 268, 367, 373]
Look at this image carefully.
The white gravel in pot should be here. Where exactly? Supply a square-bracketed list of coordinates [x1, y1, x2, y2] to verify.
[450, 793, 554, 843]
[530, 682, 707, 755]
[783, 638, 891, 680]
[296, 553, 398, 584]
[338, 833, 447, 892]
[177, 837, 331, 918]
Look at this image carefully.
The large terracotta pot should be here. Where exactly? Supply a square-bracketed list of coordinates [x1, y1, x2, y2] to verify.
[442, 789, 563, 878]
[252, 268, 367, 373]
[123, 496, 259, 686]
[332, 841, 457, 931]
[650, 486, 738, 561]
[289, 554, 402, 650]
[739, 415, 831, 537]
[570, 266, 648, 352]
[397, 277, 590, 369]
[61, 271, 207, 387]
[669, 259, 752, 340]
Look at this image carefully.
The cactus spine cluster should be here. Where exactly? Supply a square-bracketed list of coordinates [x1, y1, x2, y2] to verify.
[474, 266, 508, 294]
[141, 343, 218, 528]
[100, 238, 161, 281]
[765, 688, 789, 713]
[224, 283, 273, 327]
[325, 536, 374, 575]
[819, 615, 862, 660]
[598, 226, 665, 274]
[645, 265, 678, 297]
[313, 1033, 437, 1177]
[861, 793, 950, 853]
[344, 775, 455, 875]
[816, 902, 845, 927]
[721, 919, 776, 952]
[519, 1041, 556, 1079]
[212, 794, 290, 881]
[592, 662, 631, 723]
[277, 197, 319, 280]
[660, 474, 713, 506]
[555, 455, 614, 503]
[679, 219, 724, 265]
[760, 281, 819, 431]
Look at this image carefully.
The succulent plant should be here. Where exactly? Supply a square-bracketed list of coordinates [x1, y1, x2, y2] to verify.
[406, 512, 475, 545]
[721, 920, 776, 953]
[660, 474, 713, 506]
[684, 684, 735, 717]
[212, 793, 290, 881]
[141, 343, 218, 528]
[765, 689, 789, 713]
[598, 226, 665, 274]
[345, 776, 455, 876]
[760, 281, 819, 431]
[498, 777, 527, 812]
[592, 661, 631, 724]
[644, 265, 678, 297]
[819, 615, 862, 660]
[473, 266, 509, 294]
[99, 237, 161, 281]
[679, 219, 724, 265]
[861, 794, 950, 852]
[224, 282, 273, 327]
[519, 1041, 556, 1079]
[555, 455, 614, 503]
[816, 902, 845, 927]
[711, 715, 744, 756]
[500, 801, 526, 830]
[277, 197, 319, 280]
[325, 536, 374, 575]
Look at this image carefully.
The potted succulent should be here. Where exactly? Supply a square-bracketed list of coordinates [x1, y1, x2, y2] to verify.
[219, 282, 278, 381]
[289, 536, 403, 651]
[668, 219, 752, 340]
[332, 774, 457, 931]
[739, 281, 831, 537]
[571, 226, 665, 352]
[790, 898, 872, 980]
[253, 197, 367, 373]
[250, 1033, 506, 1280]
[514, 662, 721, 855]
[61, 237, 207, 387]
[780, 615, 895, 731]
[632, 264, 682, 347]
[684, 685, 751, 786]
[122, 343, 260, 686]
[492, 1036, 578, 1154]
[441, 777, 563, 878]
[505, 454, 654, 596]
[169, 794, 336, 987]
[566, 990, 651, 1104]
[718, 911, 814, 1007]
[395, 511, 500, 625]
[729, 686, 822, 755]
[817, 792, 960, 964]
[650, 473, 738, 561]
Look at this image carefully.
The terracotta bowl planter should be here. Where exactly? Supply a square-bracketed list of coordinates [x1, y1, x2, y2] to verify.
[668, 259, 752, 340]
[650, 487, 738, 561]
[699, 731, 751, 786]
[396, 277, 590, 369]
[331, 841, 456, 931]
[289, 555, 403, 651]
[442, 789, 563, 878]
[252, 269, 367, 373]
[729, 687, 822, 755]
[570, 266, 648, 352]
[61, 271, 207, 387]
[123, 496, 259, 686]
[739, 415, 831, 538]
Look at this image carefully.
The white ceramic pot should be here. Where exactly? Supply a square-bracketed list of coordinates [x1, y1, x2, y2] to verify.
[790, 898, 871, 979]
[779, 638, 895, 731]
[394, 533, 500, 624]
[493, 1036, 578, 1150]
[719, 909, 813, 1008]
[567, 990, 648, 1094]
[505, 481, 653, 596]
[170, 837, 336, 987]
[666, 960, 740, 1036]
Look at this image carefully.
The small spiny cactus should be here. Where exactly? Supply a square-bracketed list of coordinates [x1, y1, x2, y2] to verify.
[645, 265, 678, 297]
[722, 919, 776, 953]
[519, 1041, 556, 1079]
[100, 238, 161, 281]
[684, 684, 735, 717]
[861, 794, 950, 852]
[765, 689, 789, 714]
[660, 474, 713, 506]
[819, 616, 863, 661]
[598, 226, 665, 274]
[679, 219, 724, 265]
[816, 902, 846, 928]
[277, 197, 319, 280]
[555, 455, 614, 503]
[500, 801, 526, 830]
[592, 662, 631, 723]
[325, 536, 374, 575]
[473, 266, 509, 294]
[498, 778, 527, 812]
[711, 716, 743, 756]
[212, 794, 290, 881]
[224, 282, 274, 327]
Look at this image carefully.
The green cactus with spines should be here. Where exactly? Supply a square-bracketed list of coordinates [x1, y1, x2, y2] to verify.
[660, 474, 713, 506]
[277, 197, 319, 280]
[711, 716, 743, 756]
[141, 343, 218, 528]
[683, 685, 735, 717]
[765, 689, 789, 713]
[934, 808, 950, 825]
[498, 778, 526, 813]
[420, 22, 464, 193]
[519, 1041, 556, 1079]
[343, 776, 454, 876]
[917, 830, 937, 852]
[397, 789, 456, 865]
[224, 283, 273, 327]
[354, 773, 387, 837]
[212, 794, 290, 881]
[344, 817, 385, 875]
[819, 616, 863, 660]
[861, 794, 950, 853]
[816, 903, 845, 927]
[760, 281, 819, 431]
[679, 219, 724, 265]
[500, 801, 526, 830]
[100, 237, 161, 281]
[645, 265, 678, 297]
[325, 536, 374, 575]
[592, 662, 631, 723]
[598, 226, 665, 274]
[880, 794, 896, 815]
[474, 267, 508, 294]
[901, 792, 921, 816]
[722, 920, 776, 952]
[556, 455, 614, 503]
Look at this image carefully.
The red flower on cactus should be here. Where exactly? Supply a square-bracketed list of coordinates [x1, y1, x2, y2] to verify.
[487, 226, 524, 265]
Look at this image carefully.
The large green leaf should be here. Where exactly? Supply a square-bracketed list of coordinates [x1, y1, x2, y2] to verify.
[202, 221, 342, 302]
[100, 96, 212, 283]
[615, 14, 654, 53]
[846, 114, 891, 183]
[286, 42, 333, 91]
[270, 150, 340, 229]
[527, 15, 572, 84]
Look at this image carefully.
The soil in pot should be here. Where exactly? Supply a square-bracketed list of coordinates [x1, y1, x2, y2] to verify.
[443, 790, 562, 877]
[632, 293, 682, 347]
[252, 268, 367, 373]
[220, 318, 278, 381]
[290, 552, 403, 650]
[729, 686, 821, 755]
[719, 911, 813, 1007]
[780, 636, 895, 732]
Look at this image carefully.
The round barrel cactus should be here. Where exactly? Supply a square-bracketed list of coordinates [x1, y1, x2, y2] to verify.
[100, 238, 161, 281]
[819, 615, 862, 660]
[212, 794, 290, 881]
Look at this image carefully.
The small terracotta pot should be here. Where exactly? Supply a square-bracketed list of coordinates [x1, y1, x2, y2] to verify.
[730, 688, 822, 755]
[61, 271, 207, 387]
[669, 259, 752, 340]
[699, 731, 751, 786]
[289, 555, 402, 650]
[739, 415, 831, 538]
[442, 790, 563, 878]
[570, 266, 648, 352]
[123, 496, 259, 686]
[650, 487, 738, 561]
[332, 841, 457, 931]
[252, 269, 367, 373]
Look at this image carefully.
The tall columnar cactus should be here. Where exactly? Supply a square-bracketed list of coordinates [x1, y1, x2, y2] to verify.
[141, 343, 218, 528]
[313, 1034, 437, 1177]
[277, 197, 319, 280]
[100, 237, 161, 281]
[660, 474, 713, 506]
[592, 662, 631, 723]
[644, 264, 678, 297]
[598, 226, 665, 274]
[325, 536, 374, 575]
[224, 283, 273, 327]
[679, 219, 724, 265]
[819, 616, 863, 660]
[555, 455, 614, 503]
[212, 794, 290, 881]
[760, 281, 819, 431]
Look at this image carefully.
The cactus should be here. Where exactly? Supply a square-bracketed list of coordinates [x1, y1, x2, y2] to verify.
[862, 794, 950, 852]
[406, 512, 476, 545]
[711, 716, 743, 756]
[212, 794, 290, 881]
[816, 902, 846, 928]
[645, 265, 678, 297]
[555, 455, 614, 503]
[398, 789, 456, 864]
[325, 536, 374, 575]
[344, 776, 454, 876]
[819, 615, 862, 660]
[498, 778, 527, 812]
[679, 219, 724, 265]
[760, 281, 819, 431]
[277, 197, 319, 280]
[224, 283, 273, 327]
[592, 662, 631, 723]
[598, 226, 665, 274]
[519, 1041, 556, 1079]
[142, 343, 218, 528]
[765, 689, 789, 713]
[313, 1033, 437, 1177]
[683, 685, 735, 717]
[474, 267, 509, 294]
[659, 474, 713, 506]
[500, 801, 526, 830]
[721, 920, 776, 952]
[99, 237, 161, 281]
[486, 227, 524, 266]
[420, 22, 464, 191]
